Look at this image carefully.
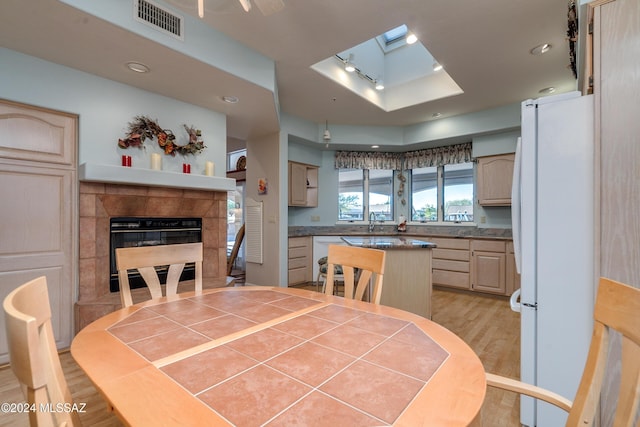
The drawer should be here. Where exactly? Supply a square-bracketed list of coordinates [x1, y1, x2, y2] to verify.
[288, 268, 307, 285]
[288, 257, 308, 269]
[471, 239, 506, 252]
[288, 236, 310, 248]
[433, 248, 470, 262]
[288, 247, 309, 259]
[433, 259, 470, 273]
[433, 270, 470, 289]
[429, 237, 470, 250]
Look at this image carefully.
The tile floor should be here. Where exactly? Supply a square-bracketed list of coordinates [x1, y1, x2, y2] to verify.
[106, 289, 450, 426]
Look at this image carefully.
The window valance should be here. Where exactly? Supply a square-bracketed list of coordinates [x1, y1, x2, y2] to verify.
[334, 151, 403, 170]
[335, 142, 472, 170]
[404, 142, 472, 168]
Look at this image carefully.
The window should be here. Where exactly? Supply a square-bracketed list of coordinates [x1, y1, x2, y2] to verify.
[410, 162, 474, 223]
[411, 166, 437, 222]
[338, 169, 394, 222]
[338, 169, 363, 221]
[444, 163, 473, 222]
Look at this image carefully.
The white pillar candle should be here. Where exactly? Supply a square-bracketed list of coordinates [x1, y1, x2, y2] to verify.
[205, 161, 215, 176]
[150, 153, 162, 170]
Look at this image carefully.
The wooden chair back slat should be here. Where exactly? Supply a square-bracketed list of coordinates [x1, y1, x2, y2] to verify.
[325, 245, 386, 304]
[116, 242, 203, 308]
[3, 276, 81, 426]
[487, 277, 640, 427]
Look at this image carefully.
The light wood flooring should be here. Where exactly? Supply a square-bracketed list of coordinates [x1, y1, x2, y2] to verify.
[0, 286, 521, 426]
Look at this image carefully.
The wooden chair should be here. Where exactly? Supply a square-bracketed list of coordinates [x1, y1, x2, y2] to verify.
[325, 244, 386, 304]
[486, 277, 640, 426]
[3, 276, 81, 427]
[116, 242, 203, 308]
[226, 224, 245, 277]
[316, 256, 344, 293]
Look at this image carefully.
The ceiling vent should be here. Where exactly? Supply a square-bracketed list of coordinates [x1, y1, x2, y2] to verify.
[134, 0, 184, 41]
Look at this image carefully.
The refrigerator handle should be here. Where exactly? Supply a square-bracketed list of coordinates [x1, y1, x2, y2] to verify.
[510, 288, 522, 312]
[511, 137, 522, 274]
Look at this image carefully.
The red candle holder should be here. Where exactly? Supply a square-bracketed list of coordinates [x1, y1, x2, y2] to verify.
[122, 155, 132, 167]
[183, 163, 191, 174]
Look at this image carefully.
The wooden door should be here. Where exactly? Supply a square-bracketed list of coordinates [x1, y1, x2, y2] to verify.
[0, 100, 77, 364]
[592, 0, 640, 424]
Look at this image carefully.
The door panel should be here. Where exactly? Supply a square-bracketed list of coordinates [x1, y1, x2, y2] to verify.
[0, 100, 76, 364]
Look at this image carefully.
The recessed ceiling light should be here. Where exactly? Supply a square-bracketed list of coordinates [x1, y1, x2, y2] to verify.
[375, 80, 385, 91]
[126, 62, 150, 73]
[433, 62, 443, 72]
[406, 33, 418, 45]
[539, 86, 556, 94]
[530, 43, 552, 55]
[221, 95, 239, 104]
[432, 112, 442, 118]
[371, 145, 380, 149]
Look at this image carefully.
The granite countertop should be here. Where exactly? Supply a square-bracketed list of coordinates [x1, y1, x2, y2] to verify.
[288, 225, 512, 240]
[341, 236, 437, 249]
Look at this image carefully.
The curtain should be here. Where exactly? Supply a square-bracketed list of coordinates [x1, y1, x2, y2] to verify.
[404, 142, 472, 168]
[335, 142, 472, 170]
[334, 151, 403, 170]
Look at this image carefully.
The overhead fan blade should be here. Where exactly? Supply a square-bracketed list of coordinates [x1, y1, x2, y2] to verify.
[254, 0, 284, 15]
[237, 0, 251, 12]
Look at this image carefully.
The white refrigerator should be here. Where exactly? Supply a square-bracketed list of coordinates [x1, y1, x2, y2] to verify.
[511, 91, 595, 426]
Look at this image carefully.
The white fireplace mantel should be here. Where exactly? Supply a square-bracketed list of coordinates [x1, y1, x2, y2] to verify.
[79, 163, 236, 191]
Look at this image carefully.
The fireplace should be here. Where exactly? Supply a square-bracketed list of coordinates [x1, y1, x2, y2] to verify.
[109, 217, 202, 292]
[76, 182, 228, 333]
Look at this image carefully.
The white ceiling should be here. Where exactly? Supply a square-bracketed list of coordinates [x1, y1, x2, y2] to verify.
[0, 0, 578, 143]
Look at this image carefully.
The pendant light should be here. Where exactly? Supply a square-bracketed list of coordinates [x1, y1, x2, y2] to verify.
[323, 120, 331, 148]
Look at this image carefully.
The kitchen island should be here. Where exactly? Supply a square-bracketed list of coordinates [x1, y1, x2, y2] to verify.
[341, 236, 436, 319]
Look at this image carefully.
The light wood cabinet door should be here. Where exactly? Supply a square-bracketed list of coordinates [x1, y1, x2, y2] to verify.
[472, 251, 506, 294]
[477, 154, 515, 206]
[471, 239, 507, 295]
[288, 161, 318, 207]
[0, 100, 77, 364]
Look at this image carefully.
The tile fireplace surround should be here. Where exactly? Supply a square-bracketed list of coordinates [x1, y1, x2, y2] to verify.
[76, 182, 228, 333]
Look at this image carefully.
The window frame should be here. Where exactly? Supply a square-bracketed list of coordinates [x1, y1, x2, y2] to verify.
[337, 169, 397, 224]
[409, 162, 476, 225]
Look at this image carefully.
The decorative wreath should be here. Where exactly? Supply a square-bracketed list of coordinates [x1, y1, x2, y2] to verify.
[117, 115, 206, 156]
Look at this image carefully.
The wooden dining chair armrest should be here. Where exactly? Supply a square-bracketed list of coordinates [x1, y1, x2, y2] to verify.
[485, 373, 573, 413]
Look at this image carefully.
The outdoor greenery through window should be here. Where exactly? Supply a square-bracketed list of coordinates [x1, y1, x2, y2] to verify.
[338, 169, 394, 221]
[411, 162, 474, 223]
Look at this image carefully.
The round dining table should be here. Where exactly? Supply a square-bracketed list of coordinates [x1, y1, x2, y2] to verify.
[71, 286, 486, 426]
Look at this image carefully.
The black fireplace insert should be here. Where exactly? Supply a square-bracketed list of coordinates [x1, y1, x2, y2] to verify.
[109, 217, 202, 292]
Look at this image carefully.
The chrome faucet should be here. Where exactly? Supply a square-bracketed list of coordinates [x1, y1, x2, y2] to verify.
[368, 212, 377, 233]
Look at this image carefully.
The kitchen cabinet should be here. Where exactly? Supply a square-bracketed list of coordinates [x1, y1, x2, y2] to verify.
[476, 153, 515, 206]
[288, 161, 318, 207]
[471, 240, 506, 295]
[288, 236, 312, 285]
[430, 237, 470, 290]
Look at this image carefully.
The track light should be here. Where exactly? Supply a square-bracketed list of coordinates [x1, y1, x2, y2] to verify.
[344, 54, 356, 72]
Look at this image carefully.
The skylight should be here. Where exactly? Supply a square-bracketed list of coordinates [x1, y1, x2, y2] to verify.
[310, 24, 463, 112]
[382, 24, 408, 45]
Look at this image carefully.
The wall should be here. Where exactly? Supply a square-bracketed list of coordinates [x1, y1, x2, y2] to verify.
[245, 131, 282, 286]
[287, 129, 519, 229]
[0, 48, 227, 176]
